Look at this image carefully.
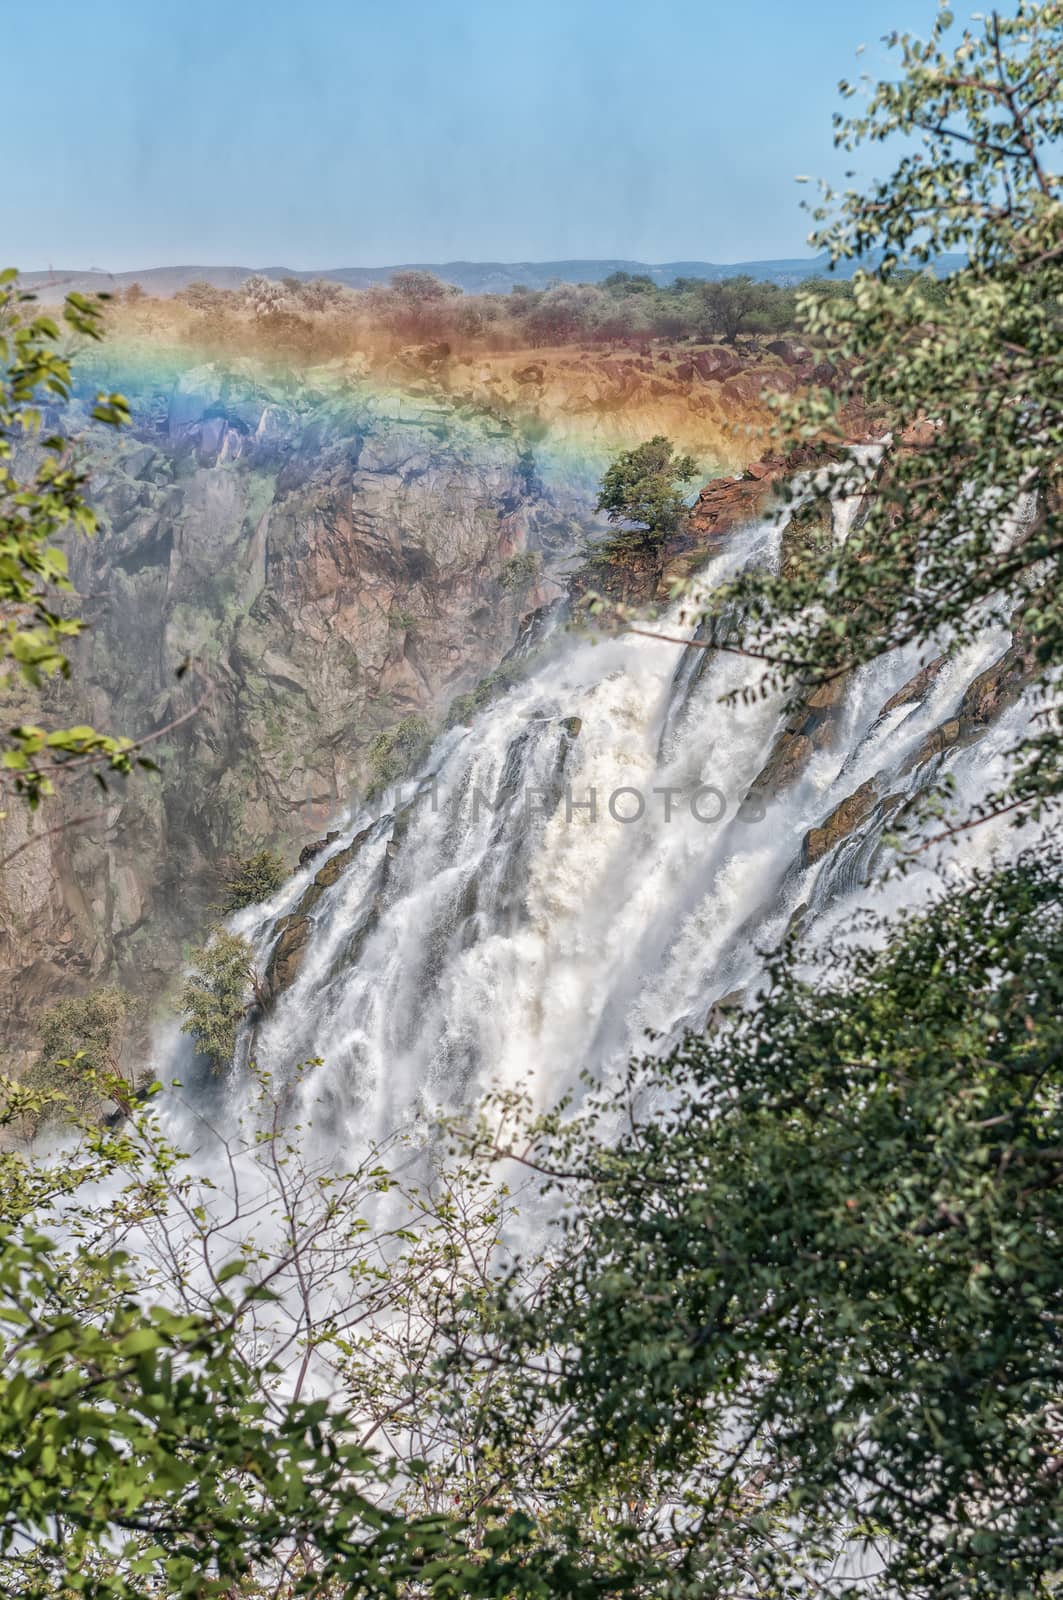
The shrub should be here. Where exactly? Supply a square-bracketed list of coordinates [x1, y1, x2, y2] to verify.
[498, 551, 542, 594]
[586, 435, 699, 567]
[26, 987, 134, 1114]
[365, 715, 432, 797]
[179, 930, 255, 1072]
[446, 661, 524, 726]
[217, 848, 286, 913]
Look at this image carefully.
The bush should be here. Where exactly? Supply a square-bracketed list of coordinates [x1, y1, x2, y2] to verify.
[26, 987, 134, 1115]
[446, 661, 524, 727]
[217, 848, 286, 913]
[179, 931, 255, 1072]
[365, 715, 431, 797]
[498, 550, 542, 594]
[588, 435, 699, 565]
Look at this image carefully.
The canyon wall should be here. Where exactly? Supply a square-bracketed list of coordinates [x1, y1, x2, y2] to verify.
[0, 338, 784, 1046]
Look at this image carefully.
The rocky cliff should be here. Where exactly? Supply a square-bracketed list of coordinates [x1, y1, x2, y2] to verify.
[0, 336, 788, 1046]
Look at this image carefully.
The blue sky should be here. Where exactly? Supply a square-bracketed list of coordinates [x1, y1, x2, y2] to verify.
[11, 0, 947, 270]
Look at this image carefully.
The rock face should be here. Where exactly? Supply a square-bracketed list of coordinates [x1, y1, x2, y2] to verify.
[747, 675, 852, 806]
[9, 329, 798, 1034]
[0, 357, 602, 1033]
[435, 343, 784, 465]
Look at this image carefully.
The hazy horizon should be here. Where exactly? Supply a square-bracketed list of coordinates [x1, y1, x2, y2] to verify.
[21, 251, 828, 275]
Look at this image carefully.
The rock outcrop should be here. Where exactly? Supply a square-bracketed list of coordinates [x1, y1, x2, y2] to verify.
[802, 778, 882, 866]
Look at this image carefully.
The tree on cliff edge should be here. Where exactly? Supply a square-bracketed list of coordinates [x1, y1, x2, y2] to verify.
[594, 434, 698, 559]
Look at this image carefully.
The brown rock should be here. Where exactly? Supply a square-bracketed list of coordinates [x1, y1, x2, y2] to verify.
[803, 778, 880, 866]
[746, 673, 850, 803]
[298, 830, 340, 868]
[881, 654, 947, 716]
[959, 637, 1034, 728]
[692, 346, 743, 383]
[898, 634, 1035, 779]
[312, 827, 372, 890]
[766, 339, 812, 368]
[707, 988, 745, 1028]
[898, 418, 938, 449]
[265, 914, 312, 999]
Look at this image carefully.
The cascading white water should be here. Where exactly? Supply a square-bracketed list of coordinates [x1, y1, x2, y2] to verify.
[174, 494, 1042, 1156]
[58, 482, 1039, 1424]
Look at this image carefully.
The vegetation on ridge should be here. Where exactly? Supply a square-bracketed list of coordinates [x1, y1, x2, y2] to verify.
[110, 265, 821, 362]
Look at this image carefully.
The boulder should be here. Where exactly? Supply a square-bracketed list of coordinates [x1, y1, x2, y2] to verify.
[692, 346, 743, 383]
[746, 674, 850, 804]
[881, 654, 947, 716]
[312, 827, 372, 889]
[766, 339, 812, 368]
[899, 634, 1035, 779]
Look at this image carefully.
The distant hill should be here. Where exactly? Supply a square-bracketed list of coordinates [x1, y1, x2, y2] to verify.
[19, 255, 966, 300]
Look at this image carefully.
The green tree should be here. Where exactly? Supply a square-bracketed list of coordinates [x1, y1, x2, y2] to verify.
[216, 847, 286, 912]
[0, 1072, 642, 1600]
[179, 930, 257, 1071]
[498, 550, 542, 595]
[0, 1138, 484, 1598]
[593, 435, 698, 559]
[695, 275, 788, 343]
[389, 270, 456, 305]
[476, 850, 1063, 1597]
[706, 3, 1063, 830]
[0, 272, 137, 807]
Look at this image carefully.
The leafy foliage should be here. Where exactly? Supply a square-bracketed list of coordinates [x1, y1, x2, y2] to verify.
[498, 550, 543, 595]
[446, 661, 525, 727]
[0, 271, 137, 807]
[474, 851, 1063, 1597]
[0, 1071, 646, 1600]
[684, 274, 794, 343]
[366, 714, 432, 796]
[179, 930, 255, 1072]
[217, 847, 287, 912]
[702, 4, 1063, 827]
[150, 265, 822, 355]
[25, 986, 135, 1116]
[592, 435, 698, 562]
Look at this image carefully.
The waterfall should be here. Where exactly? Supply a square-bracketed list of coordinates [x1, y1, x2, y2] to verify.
[171, 500, 1040, 1156]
